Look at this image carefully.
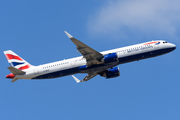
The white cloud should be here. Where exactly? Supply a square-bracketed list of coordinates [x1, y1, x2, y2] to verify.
[87, 0, 180, 41]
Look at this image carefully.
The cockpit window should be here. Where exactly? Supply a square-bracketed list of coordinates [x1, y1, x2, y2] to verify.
[163, 41, 168, 43]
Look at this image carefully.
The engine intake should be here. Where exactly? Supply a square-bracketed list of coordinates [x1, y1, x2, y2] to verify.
[102, 53, 119, 63]
[100, 67, 120, 79]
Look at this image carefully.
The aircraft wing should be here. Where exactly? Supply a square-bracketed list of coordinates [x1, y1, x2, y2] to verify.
[72, 72, 98, 83]
[64, 31, 103, 67]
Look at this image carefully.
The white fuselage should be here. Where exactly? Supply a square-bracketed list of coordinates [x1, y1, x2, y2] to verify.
[16, 40, 176, 80]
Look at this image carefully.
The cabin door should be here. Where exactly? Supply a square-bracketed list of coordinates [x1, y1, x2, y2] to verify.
[34, 67, 39, 75]
[71, 59, 76, 66]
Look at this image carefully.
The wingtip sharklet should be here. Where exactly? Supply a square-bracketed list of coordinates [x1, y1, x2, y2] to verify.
[72, 75, 81, 83]
[64, 31, 73, 39]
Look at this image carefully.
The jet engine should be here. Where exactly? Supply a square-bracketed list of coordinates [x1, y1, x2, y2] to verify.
[101, 53, 119, 63]
[100, 67, 120, 79]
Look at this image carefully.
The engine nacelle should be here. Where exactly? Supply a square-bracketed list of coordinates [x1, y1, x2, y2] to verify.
[102, 53, 119, 63]
[100, 67, 120, 79]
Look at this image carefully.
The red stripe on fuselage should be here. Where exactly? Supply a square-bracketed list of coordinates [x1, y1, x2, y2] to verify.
[5, 54, 23, 61]
[18, 65, 30, 70]
[143, 41, 158, 45]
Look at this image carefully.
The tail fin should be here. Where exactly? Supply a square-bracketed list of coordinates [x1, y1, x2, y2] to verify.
[3, 50, 33, 70]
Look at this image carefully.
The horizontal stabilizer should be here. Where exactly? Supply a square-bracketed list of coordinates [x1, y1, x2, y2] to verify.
[11, 78, 18, 83]
[8, 67, 25, 75]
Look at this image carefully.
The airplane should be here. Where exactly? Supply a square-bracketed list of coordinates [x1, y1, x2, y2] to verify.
[4, 31, 176, 83]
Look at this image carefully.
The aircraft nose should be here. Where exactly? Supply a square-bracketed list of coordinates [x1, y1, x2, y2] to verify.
[170, 43, 176, 50]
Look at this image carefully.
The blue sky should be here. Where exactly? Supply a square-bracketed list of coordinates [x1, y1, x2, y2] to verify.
[0, 0, 180, 120]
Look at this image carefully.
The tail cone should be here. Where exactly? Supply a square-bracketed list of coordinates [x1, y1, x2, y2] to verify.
[6, 73, 15, 79]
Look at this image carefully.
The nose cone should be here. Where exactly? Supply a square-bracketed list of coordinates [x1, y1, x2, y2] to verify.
[170, 43, 176, 51]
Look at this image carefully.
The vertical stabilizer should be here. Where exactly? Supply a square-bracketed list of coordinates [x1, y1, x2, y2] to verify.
[3, 50, 33, 70]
